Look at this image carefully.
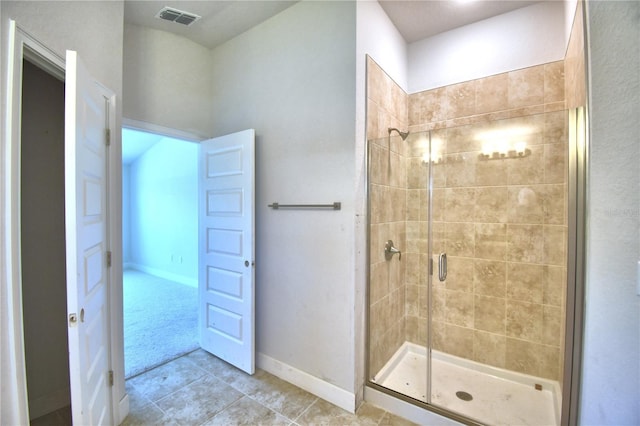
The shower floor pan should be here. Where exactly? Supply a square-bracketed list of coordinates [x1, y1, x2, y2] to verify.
[372, 342, 560, 426]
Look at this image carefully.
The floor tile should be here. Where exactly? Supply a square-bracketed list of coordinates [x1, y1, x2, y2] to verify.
[296, 398, 381, 426]
[128, 356, 206, 401]
[245, 371, 318, 420]
[202, 396, 291, 426]
[155, 374, 243, 424]
[30, 409, 68, 426]
[185, 349, 259, 391]
[124, 351, 417, 426]
[121, 403, 172, 426]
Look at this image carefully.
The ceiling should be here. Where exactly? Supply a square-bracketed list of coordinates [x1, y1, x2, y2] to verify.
[124, 1, 298, 49]
[379, 0, 541, 43]
[123, 0, 542, 50]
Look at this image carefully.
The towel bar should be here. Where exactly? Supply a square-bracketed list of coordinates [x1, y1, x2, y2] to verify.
[268, 202, 341, 210]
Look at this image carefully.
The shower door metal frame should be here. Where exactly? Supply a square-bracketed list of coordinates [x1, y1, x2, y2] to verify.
[365, 106, 589, 426]
[562, 107, 588, 426]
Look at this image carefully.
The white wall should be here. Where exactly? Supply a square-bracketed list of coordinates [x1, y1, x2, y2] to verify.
[123, 24, 212, 138]
[123, 164, 131, 264]
[356, 1, 408, 92]
[210, 0, 357, 399]
[581, 1, 640, 424]
[128, 139, 199, 286]
[0, 2, 125, 424]
[408, 1, 567, 93]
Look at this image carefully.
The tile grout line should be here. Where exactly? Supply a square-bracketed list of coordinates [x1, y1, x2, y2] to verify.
[290, 397, 320, 425]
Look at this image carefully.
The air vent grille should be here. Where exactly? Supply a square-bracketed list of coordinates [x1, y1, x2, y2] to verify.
[156, 7, 201, 26]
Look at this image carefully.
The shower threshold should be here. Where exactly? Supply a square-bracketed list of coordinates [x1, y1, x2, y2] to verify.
[372, 342, 560, 426]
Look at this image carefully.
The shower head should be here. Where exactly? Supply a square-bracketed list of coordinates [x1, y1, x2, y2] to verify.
[388, 127, 409, 141]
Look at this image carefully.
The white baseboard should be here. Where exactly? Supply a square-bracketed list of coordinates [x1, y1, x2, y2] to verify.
[127, 263, 197, 288]
[257, 352, 356, 413]
[28, 387, 70, 420]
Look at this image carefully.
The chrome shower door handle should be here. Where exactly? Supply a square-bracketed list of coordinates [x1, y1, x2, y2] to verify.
[438, 252, 447, 281]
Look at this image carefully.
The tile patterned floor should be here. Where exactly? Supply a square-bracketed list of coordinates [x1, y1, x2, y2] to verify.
[124, 349, 418, 426]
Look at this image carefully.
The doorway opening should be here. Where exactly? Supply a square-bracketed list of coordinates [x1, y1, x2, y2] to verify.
[20, 57, 72, 424]
[121, 127, 199, 378]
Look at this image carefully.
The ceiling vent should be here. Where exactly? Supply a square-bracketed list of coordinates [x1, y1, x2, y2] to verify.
[155, 6, 201, 26]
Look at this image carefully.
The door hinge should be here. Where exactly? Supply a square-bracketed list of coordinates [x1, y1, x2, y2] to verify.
[105, 128, 111, 146]
[108, 370, 114, 387]
[106, 251, 112, 267]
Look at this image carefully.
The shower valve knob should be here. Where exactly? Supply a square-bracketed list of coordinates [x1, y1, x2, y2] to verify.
[384, 240, 402, 261]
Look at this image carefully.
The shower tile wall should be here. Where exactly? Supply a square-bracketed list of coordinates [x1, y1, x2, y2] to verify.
[406, 62, 568, 382]
[565, 0, 586, 109]
[367, 56, 409, 376]
[366, 47, 578, 383]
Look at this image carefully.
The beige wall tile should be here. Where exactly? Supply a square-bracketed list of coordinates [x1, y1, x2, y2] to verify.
[432, 188, 444, 222]
[476, 73, 508, 114]
[475, 223, 507, 261]
[474, 295, 505, 334]
[447, 81, 476, 119]
[406, 285, 420, 317]
[446, 256, 474, 293]
[446, 222, 476, 257]
[446, 290, 474, 327]
[544, 61, 565, 103]
[507, 185, 544, 224]
[542, 305, 562, 346]
[445, 154, 477, 187]
[475, 186, 508, 223]
[507, 224, 544, 263]
[508, 66, 544, 109]
[473, 330, 506, 368]
[506, 300, 543, 342]
[432, 285, 446, 323]
[543, 184, 566, 225]
[404, 252, 421, 286]
[544, 143, 566, 184]
[442, 324, 474, 358]
[419, 285, 428, 318]
[446, 123, 480, 154]
[475, 156, 508, 186]
[539, 344, 560, 381]
[543, 265, 564, 306]
[506, 338, 539, 377]
[544, 110, 567, 145]
[369, 261, 388, 304]
[445, 187, 476, 222]
[506, 262, 544, 303]
[474, 259, 506, 297]
[507, 144, 545, 185]
[543, 225, 566, 266]
[407, 158, 427, 189]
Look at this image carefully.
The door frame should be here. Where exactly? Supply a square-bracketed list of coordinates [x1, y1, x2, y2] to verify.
[2, 20, 123, 424]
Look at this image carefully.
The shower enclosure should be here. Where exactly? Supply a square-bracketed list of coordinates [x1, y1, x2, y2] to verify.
[366, 110, 573, 425]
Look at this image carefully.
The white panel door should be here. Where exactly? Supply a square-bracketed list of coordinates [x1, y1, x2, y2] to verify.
[65, 50, 112, 425]
[199, 130, 255, 374]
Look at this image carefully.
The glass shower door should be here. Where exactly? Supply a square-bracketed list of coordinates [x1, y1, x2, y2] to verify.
[427, 112, 567, 426]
